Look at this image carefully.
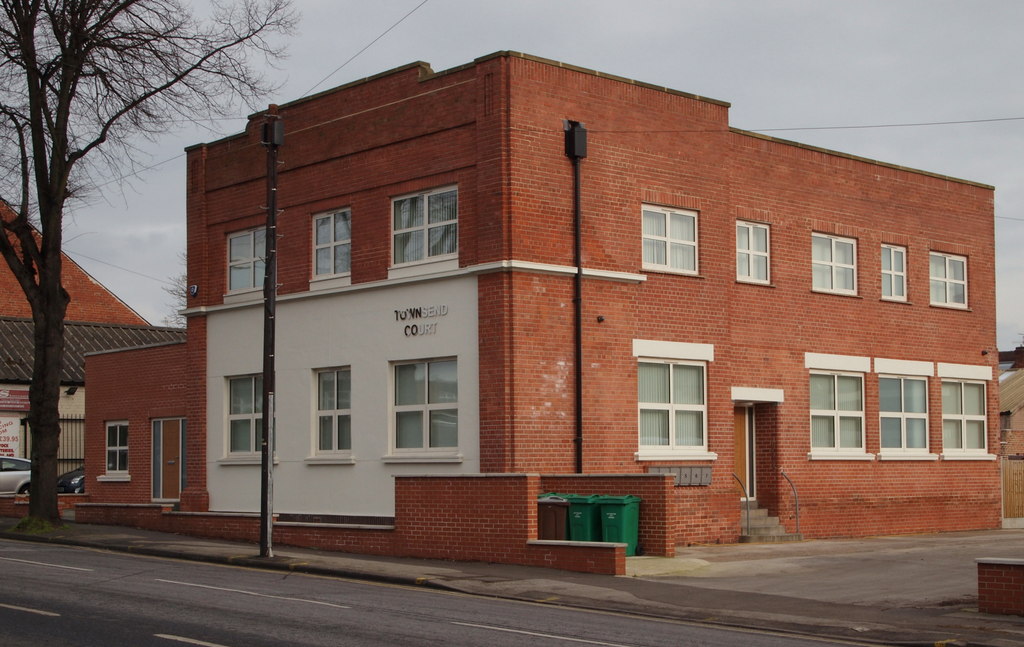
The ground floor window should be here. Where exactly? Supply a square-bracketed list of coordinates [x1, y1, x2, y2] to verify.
[393, 358, 458, 451]
[809, 372, 864, 453]
[941, 380, 986, 453]
[228, 375, 263, 454]
[879, 376, 928, 452]
[105, 421, 129, 473]
[317, 367, 352, 453]
[638, 360, 706, 452]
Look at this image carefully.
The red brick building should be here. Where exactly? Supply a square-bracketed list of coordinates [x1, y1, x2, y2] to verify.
[83, 52, 1000, 562]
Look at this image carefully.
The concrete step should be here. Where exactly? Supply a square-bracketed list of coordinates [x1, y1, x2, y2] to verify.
[738, 532, 804, 543]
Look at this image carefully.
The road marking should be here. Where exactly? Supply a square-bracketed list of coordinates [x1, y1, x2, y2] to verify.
[155, 579, 350, 609]
[0, 602, 60, 617]
[155, 634, 232, 647]
[0, 556, 94, 571]
[452, 622, 635, 646]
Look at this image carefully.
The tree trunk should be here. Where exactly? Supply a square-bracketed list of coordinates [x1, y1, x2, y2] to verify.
[27, 305, 64, 524]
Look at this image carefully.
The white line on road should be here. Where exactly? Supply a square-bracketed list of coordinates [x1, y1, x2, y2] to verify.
[0, 556, 94, 571]
[0, 602, 60, 617]
[155, 579, 351, 609]
[452, 622, 636, 646]
[155, 634, 232, 647]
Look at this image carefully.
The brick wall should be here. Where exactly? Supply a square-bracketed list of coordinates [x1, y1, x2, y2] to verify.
[978, 559, 1024, 615]
[85, 342, 187, 503]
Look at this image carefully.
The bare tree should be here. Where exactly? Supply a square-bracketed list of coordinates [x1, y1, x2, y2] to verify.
[162, 251, 187, 328]
[0, 0, 296, 524]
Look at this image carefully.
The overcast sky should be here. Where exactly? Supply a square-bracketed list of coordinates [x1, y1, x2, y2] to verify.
[60, 0, 1024, 350]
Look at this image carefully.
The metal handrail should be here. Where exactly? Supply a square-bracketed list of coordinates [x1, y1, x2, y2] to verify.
[731, 473, 750, 537]
[780, 470, 801, 535]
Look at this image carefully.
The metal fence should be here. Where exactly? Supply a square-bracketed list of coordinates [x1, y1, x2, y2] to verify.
[23, 415, 85, 475]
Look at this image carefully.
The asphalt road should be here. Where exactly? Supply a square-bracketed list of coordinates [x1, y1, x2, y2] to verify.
[0, 538, 871, 647]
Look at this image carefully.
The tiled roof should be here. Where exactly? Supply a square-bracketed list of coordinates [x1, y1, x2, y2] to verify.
[1001, 369, 1024, 415]
[0, 317, 185, 383]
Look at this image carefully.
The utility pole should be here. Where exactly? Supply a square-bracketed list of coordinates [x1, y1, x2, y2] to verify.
[259, 109, 283, 558]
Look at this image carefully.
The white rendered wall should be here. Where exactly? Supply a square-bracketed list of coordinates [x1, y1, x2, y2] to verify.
[205, 275, 480, 516]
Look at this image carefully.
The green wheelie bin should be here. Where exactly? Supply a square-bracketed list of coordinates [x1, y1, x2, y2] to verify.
[563, 494, 601, 541]
[598, 495, 642, 556]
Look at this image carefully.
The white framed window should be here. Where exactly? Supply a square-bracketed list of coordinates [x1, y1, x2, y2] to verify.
[930, 252, 967, 308]
[736, 221, 770, 283]
[811, 233, 857, 295]
[228, 375, 263, 454]
[879, 376, 928, 453]
[317, 368, 351, 453]
[941, 380, 987, 454]
[393, 359, 458, 451]
[638, 360, 707, 453]
[642, 205, 698, 274]
[809, 372, 865, 453]
[227, 229, 266, 292]
[105, 421, 129, 473]
[314, 209, 351, 277]
[880, 244, 907, 301]
[392, 187, 458, 266]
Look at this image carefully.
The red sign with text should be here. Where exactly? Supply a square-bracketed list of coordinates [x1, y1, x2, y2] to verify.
[0, 389, 30, 411]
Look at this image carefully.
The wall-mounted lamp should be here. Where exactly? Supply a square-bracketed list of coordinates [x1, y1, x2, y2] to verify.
[65, 386, 78, 396]
[982, 349, 990, 356]
[596, 315, 605, 323]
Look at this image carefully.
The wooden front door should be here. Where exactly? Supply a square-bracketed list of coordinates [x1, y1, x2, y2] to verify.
[154, 418, 183, 500]
[733, 407, 755, 499]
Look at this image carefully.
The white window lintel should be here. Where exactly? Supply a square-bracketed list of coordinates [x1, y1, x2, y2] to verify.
[633, 339, 714, 361]
[874, 358, 934, 377]
[937, 363, 992, 381]
[804, 352, 870, 373]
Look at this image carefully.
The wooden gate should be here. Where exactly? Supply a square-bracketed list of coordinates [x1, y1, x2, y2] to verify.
[1003, 458, 1024, 518]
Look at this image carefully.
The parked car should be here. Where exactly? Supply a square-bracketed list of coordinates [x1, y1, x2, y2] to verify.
[57, 466, 85, 493]
[0, 457, 31, 494]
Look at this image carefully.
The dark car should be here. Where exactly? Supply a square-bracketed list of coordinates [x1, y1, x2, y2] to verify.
[57, 466, 85, 493]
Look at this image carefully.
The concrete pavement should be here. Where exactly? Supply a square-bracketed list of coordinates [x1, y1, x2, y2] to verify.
[3, 517, 1024, 646]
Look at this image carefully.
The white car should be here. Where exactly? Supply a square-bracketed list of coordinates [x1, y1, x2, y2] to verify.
[0, 457, 31, 494]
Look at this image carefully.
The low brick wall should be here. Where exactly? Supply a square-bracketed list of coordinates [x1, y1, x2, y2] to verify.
[978, 559, 1024, 615]
[0, 494, 90, 519]
[56, 474, 631, 575]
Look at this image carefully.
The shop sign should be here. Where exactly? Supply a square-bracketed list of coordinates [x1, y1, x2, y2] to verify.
[0, 417, 21, 457]
[0, 388, 30, 411]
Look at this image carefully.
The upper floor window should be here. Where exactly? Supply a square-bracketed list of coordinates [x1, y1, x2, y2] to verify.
[228, 375, 263, 454]
[879, 376, 928, 452]
[228, 229, 266, 291]
[810, 372, 864, 453]
[941, 380, 986, 454]
[736, 221, 770, 283]
[393, 359, 458, 451]
[314, 209, 351, 277]
[930, 252, 967, 308]
[638, 361, 707, 452]
[105, 421, 129, 473]
[317, 368, 351, 453]
[812, 234, 857, 295]
[881, 244, 907, 301]
[642, 205, 697, 274]
[392, 187, 458, 266]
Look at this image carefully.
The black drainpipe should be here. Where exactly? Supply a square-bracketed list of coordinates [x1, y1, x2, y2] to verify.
[564, 120, 587, 474]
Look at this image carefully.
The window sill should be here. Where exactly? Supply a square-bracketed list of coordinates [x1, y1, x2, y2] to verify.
[382, 453, 463, 464]
[807, 452, 875, 461]
[940, 452, 996, 461]
[642, 266, 702, 278]
[878, 452, 938, 461]
[735, 279, 774, 288]
[309, 274, 351, 291]
[97, 474, 131, 483]
[635, 450, 718, 462]
[929, 303, 971, 312]
[388, 257, 459, 280]
[305, 455, 356, 465]
[810, 289, 861, 299]
[218, 455, 278, 466]
[880, 297, 911, 305]
[223, 288, 262, 305]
